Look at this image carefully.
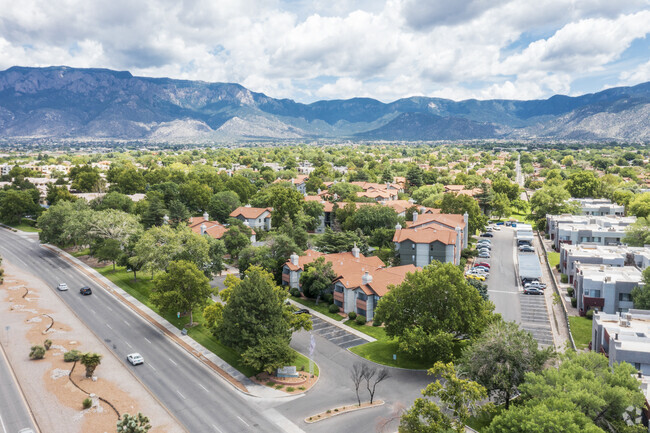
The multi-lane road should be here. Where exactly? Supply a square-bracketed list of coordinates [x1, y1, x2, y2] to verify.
[0, 343, 37, 433]
[0, 228, 292, 433]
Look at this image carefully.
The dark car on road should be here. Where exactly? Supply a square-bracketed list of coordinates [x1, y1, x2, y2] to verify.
[79, 286, 92, 295]
[480, 232, 494, 237]
[523, 287, 543, 295]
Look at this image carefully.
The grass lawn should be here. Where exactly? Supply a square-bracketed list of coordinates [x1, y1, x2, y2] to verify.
[344, 319, 388, 340]
[1, 218, 40, 232]
[547, 252, 560, 268]
[505, 211, 535, 224]
[568, 316, 592, 350]
[70, 248, 91, 258]
[293, 297, 344, 321]
[96, 264, 317, 377]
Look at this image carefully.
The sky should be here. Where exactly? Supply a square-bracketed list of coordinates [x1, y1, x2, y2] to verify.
[0, 0, 649, 103]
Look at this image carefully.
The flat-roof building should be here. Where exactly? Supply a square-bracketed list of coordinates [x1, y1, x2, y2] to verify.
[574, 264, 643, 315]
[570, 198, 625, 217]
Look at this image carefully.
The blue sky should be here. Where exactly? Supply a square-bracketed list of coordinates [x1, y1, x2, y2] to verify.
[0, 0, 649, 103]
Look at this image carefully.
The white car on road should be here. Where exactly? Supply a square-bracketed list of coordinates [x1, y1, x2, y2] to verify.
[127, 353, 144, 366]
[57, 283, 68, 291]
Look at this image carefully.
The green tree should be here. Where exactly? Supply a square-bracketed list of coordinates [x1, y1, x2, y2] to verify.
[411, 184, 444, 204]
[406, 165, 423, 189]
[203, 302, 224, 334]
[242, 336, 296, 374]
[167, 199, 190, 228]
[140, 193, 168, 228]
[225, 175, 256, 203]
[485, 401, 604, 433]
[91, 238, 122, 270]
[114, 168, 146, 194]
[623, 217, 650, 247]
[207, 191, 241, 223]
[69, 165, 104, 192]
[346, 205, 398, 236]
[88, 209, 141, 248]
[80, 352, 102, 378]
[0, 189, 40, 224]
[460, 321, 552, 409]
[630, 268, 650, 309]
[45, 184, 77, 206]
[400, 362, 487, 433]
[90, 191, 134, 213]
[131, 225, 181, 276]
[628, 192, 650, 218]
[439, 193, 487, 234]
[530, 185, 578, 230]
[151, 260, 211, 325]
[116, 412, 152, 433]
[315, 227, 369, 254]
[492, 177, 520, 201]
[374, 262, 494, 361]
[302, 201, 324, 231]
[305, 176, 325, 194]
[566, 171, 601, 198]
[300, 257, 336, 302]
[251, 184, 303, 227]
[179, 180, 212, 213]
[222, 224, 252, 259]
[218, 267, 292, 352]
[490, 192, 511, 220]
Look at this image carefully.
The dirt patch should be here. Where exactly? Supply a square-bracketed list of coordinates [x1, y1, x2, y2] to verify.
[250, 371, 318, 394]
[74, 254, 111, 268]
[0, 259, 185, 433]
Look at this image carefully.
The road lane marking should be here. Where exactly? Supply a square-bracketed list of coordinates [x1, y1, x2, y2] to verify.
[487, 290, 521, 295]
[106, 306, 113, 312]
[91, 308, 97, 314]
[148, 363, 156, 371]
[237, 416, 250, 427]
[168, 357, 178, 366]
[144, 337, 152, 344]
[199, 383, 209, 392]
[212, 424, 223, 433]
[123, 320, 130, 327]
[125, 341, 133, 349]
[0, 413, 7, 433]
[106, 323, 113, 330]
[176, 390, 186, 399]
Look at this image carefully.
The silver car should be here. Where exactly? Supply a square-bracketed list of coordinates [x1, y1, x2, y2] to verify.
[57, 283, 68, 291]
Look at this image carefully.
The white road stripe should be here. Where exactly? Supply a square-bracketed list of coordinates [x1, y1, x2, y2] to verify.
[212, 424, 223, 433]
[199, 383, 209, 392]
[90, 308, 97, 314]
[106, 306, 113, 312]
[148, 363, 156, 372]
[125, 341, 133, 349]
[144, 337, 152, 344]
[123, 320, 130, 327]
[0, 413, 7, 433]
[176, 390, 186, 399]
[106, 323, 113, 330]
[237, 416, 249, 427]
[168, 357, 177, 366]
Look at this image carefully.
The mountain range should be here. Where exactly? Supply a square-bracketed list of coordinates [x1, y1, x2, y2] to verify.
[0, 66, 648, 142]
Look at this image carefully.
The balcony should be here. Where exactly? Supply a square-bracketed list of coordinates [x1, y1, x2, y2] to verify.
[582, 295, 605, 315]
[281, 273, 290, 283]
[333, 291, 344, 303]
[356, 299, 367, 310]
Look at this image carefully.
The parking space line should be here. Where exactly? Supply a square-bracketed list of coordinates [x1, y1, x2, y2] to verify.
[237, 416, 250, 427]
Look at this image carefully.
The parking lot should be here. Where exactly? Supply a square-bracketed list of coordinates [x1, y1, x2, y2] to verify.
[482, 225, 554, 348]
[309, 316, 368, 349]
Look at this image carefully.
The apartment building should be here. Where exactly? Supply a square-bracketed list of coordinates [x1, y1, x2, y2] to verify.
[570, 198, 625, 216]
[560, 244, 650, 283]
[574, 263, 643, 315]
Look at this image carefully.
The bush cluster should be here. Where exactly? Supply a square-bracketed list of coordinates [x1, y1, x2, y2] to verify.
[567, 287, 574, 297]
[347, 311, 357, 320]
[289, 287, 301, 298]
[29, 345, 46, 360]
[585, 309, 594, 320]
[328, 304, 340, 314]
[355, 315, 366, 325]
[561, 274, 569, 284]
[571, 297, 577, 308]
[64, 349, 82, 362]
[82, 398, 92, 409]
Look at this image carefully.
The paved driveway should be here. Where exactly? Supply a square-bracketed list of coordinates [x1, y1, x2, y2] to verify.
[519, 293, 554, 346]
[310, 316, 368, 349]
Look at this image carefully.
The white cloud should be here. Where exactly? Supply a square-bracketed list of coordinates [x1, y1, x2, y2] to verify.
[0, 0, 649, 102]
[619, 59, 650, 86]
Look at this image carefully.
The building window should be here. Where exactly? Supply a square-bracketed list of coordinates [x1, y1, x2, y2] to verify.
[635, 363, 641, 370]
[334, 300, 342, 307]
[619, 293, 632, 302]
[334, 285, 344, 293]
[357, 308, 366, 317]
[411, 243, 415, 249]
[591, 290, 601, 297]
[357, 293, 367, 301]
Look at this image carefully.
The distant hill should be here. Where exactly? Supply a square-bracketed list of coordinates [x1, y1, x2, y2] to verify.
[0, 66, 648, 142]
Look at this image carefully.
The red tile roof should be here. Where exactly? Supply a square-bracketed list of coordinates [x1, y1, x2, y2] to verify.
[393, 227, 457, 245]
[406, 213, 465, 230]
[230, 206, 272, 219]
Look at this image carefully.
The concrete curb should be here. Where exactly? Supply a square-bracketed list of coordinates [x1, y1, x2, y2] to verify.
[304, 400, 385, 423]
[289, 299, 376, 343]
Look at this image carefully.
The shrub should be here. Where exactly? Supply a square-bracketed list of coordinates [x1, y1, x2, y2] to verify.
[44, 339, 52, 350]
[372, 320, 382, 327]
[355, 315, 366, 325]
[275, 384, 284, 390]
[334, 408, 339, 412]
[323, 293, 333, 304]
[299, 386, 306, 391]
[585, 309, 594, 320]
[265, 381, 275, 387]
[328, 304, 340, 314]
[571, 297, 577, 308]
[64, 349, 82, 362]
[347, 311, 357, 320]
[290, 287, 301, 298]
[561, 274, 568, 284]
[82, 398, 92, 409]
[326, 410, 331, 414]
[555, 264, 560, 270]
[287, 386, 295, 392]
[567, 287, 574, 297]
[29, 345, 46, 360]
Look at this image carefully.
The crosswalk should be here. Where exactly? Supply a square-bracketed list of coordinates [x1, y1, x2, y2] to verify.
[519, 294, 554, 347]
[309, 316, 368, 349]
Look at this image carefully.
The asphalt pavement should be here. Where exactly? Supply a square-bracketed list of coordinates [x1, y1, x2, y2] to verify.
[485, 228, 521, 323]
[0, 228, 292, 433]
[0, 343, 38, 433]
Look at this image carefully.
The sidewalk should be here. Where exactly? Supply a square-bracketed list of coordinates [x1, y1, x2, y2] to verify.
[44, 244, 287, 399]
[288, 299, 377, 343]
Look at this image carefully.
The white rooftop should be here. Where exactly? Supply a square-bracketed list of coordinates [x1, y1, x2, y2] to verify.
[577, 264, 643, 283]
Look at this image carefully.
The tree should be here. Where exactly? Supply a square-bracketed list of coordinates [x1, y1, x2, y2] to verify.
[140, 193, 168, 228]
[116, 412, 152, 433]
[488, 351, 646, 433]
[225, 175, 256, 204]
[69, 165, 104, 192]
[346, 205, 398, 236]
[315, 227, 370, 254]
[218, 267, 292, 352]
[400, 362, 486, 433]
[45, 184, 77, 206]
[631, 268, 650, 309]
[88, 209, 141, 248]
[374, 262, 494, 361]
[91, 238, 122, 270]
[205, 237, 226, 277]
[305, 175, 325, 193]
[411, 184, 444, 204]
[203, 302, 224, 334]
[131, 225, 181, 276]
[406, 165, 423, 189]
[252, 184, 304, 227]
[302, 200, 324, 231]
[179, 180, 212, 213]
[238, 245, 272, 275]
[492, 177, 520, 201]
[623, 217, 650, 247]
[530, 185, 578, 230]
[90, 191, 134, 213]
[350, 363, 368, 406]
[241, 336, 296, 374]
[364, 366, 390, 404]
[439, 193, 487, 234]
[300, 257, 336, 302]
[114, 168, 146, 194]
[628, 192, 650, 218]
[460, 321, 552, 409]
[151, 260, 212, 325]
[222, 224, 252, 259]
[207, 191, 241, 223]
[490, 192, 511, 220]
[167, 199, 190, 228]
[566, 171, 601, 198]
[80, 352, 102, 378]
[0, 189, 40, 224]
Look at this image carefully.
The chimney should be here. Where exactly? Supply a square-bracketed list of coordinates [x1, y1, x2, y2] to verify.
[163, 214, 169, 224]
[395, 222, 402, 230]
[200, 223, 207, 235]
[413, 211, 418, 222]
[203, 211, 209, 221]
[362, 271, 373, 285]
[317, 188, 321, 194]
[290, 252, 299, 266]
[463, 212, 469, 226]
[352, 243, 360, 258]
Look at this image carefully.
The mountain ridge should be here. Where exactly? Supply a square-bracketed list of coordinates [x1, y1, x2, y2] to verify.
[0, 66, 648, 142]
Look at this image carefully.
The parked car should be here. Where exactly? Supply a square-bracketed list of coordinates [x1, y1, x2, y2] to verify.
[524, 282, 546, 289]
[496, 222, 505, 226]
[493, 226, 501, 231]
[505, 221, 512, 226]
[486, 227, 493, 232]
[478, 246, 491, 252]
[79, 286, 92, 295]
[477, 240, 491, 245]
[57, 283, 68, 291]
[475, 262, 491, 268]
[473, 266, 490, 273]
[127, 353, 144, 366]
[478, 252, 491, 258]
[293, 308, 310, 315]
[519, 245, 535, 252]
[480, 232, 494, 237]
[523, 287, 543, 295]
[466, 274, 486, 281]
